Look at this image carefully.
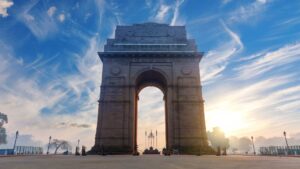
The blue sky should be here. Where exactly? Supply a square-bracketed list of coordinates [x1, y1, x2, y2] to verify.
[0, 0, 300, 151]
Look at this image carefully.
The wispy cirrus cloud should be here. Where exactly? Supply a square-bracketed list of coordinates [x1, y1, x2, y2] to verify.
[145, 0, 152, 8]
[205, 72, 300, 137]
[149, 0, 185, 25]
[154, 3, 171, 22]
[236, 42, 300, 79]
[170, 0, 184, 26]
[0, 37, 100, 150]
[227, 0, 270, 24]
[18, 0, 57, 40]
[221, 20, 244, 50]
[222, 0, 232, 5]
[200, 20, 243, 84]
[205, 41, 300, 137]
[0, 0, 117, 150]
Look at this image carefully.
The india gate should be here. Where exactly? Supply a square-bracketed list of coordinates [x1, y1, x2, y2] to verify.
[90, 23, 211, 155]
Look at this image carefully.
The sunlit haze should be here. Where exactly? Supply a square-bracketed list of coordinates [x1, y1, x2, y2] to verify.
[138, 87, 165, 152]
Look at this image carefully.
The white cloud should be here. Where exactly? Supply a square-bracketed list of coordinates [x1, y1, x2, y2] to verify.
[0, 33, 102, 150]
[0, 133, 44, 150]
[152, 0, 185, 25]
[236, 42, 300, 79]
[47, 6, 56, 17]
[221, 20, 243, 50]
[0, 0, 13, 17]
[94, 0, 105, 28]
[255, 135, 300, 147]
[18, 1, 57, 40]
[205, 73, 300, 137]
[145, 0, 152, 8]
[154, 4, 170, 22]
[58, 13, 65, 22]
[222, 0, 232, 5]
[200, 20, 243, 84]
[170, 0, 184, 26]
[228, 0, 270, 23]
[204, 41, 300, 138]
[256, 0, 268, 4]
[0, 0, 116, 150]
[84, 12, 92, 22]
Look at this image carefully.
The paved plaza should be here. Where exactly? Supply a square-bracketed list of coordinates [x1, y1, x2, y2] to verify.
[1, 155, 300, 169]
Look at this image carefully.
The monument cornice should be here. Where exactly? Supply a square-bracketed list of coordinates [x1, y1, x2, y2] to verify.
[98, 51, 203, 61]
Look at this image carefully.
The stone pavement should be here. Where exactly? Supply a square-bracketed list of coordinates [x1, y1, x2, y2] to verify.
[0, 155, 300, 169]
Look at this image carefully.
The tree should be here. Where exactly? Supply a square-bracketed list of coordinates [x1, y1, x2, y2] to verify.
[229, 136, 239, 153]
[238, 137, 252, 153]
[49, 139, 72, 154]
[0, 112, 8, 145]
[207, 127, 229, 151]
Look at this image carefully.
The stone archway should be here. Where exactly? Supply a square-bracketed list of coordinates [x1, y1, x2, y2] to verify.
[134, 70, 168, 152]
[90, 23, 210, 155]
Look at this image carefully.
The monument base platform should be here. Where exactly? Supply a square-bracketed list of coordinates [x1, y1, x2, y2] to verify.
[88, 145, 132, 155]
[88, 145, 215, 155]
[171, 146, 216, 155]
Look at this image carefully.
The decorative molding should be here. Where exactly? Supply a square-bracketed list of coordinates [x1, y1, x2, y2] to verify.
[110, 67, 121, 76]
[181, 66, 192, 75]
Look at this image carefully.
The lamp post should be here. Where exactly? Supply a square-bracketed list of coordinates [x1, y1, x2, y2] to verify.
[47, 136, 52, 155]
[283, 131, 289, 155]
[13, 130, 19, 151]
[251, 136, 256, 155]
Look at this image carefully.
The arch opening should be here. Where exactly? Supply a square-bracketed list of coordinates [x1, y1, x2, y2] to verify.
[135, 70, 167, 94]
[137, 87, 166, 153]
[134, 70, 168, 153]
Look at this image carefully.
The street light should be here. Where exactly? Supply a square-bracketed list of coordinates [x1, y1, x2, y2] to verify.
[47, 136, 52, 155]
[283, 131, 289, 155]
[251, 136, 256, 155]
[13, 130, 19, 151]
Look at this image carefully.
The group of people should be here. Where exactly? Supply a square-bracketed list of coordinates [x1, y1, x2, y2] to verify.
[75, 146, 86, 156]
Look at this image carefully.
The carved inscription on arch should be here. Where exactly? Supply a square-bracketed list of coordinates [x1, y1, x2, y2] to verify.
[177, 77, 198, 101]
[103, 77, 125, 101]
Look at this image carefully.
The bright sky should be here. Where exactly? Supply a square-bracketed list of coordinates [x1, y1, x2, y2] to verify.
[0, 0, 300, 151]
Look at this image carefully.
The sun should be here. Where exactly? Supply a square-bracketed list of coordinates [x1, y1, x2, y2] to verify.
[206, 107, 248, 136]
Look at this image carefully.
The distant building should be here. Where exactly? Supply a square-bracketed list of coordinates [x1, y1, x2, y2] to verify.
[0, 146, 43, 155]
[0, 149, 14, 155]
[260, 145, 300, 156]
[15, 146, 43, 155]
[0, 112, 8, 145]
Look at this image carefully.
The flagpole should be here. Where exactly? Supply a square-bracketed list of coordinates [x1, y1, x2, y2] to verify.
[148, 132, 150, 148]
[156, 130, 158, 149]
[145, 131, 147, 149]
[150, 130, 152, 147]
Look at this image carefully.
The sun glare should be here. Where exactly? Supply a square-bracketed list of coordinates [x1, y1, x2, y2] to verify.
[207, 108, 248, 136]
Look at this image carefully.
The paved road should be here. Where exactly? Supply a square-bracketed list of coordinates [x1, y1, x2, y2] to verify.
[0, 155, 300, 169]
